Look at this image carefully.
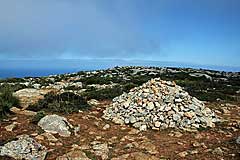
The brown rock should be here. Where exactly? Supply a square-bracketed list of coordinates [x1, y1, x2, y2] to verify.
[56, 150, 90, 160]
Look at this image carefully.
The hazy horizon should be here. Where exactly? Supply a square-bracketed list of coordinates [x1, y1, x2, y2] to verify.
[1, 59, 239, 78]
[0, 0, 239, 68]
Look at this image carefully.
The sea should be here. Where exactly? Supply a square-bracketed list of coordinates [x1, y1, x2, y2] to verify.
[1, 59, 239, 79]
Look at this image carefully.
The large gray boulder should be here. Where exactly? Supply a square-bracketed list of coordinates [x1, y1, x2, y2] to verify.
[0, 135, 47, 160]
[38, 114, 73, 137]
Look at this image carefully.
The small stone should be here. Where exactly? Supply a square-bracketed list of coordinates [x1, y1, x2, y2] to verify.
[49, 142, 55, 146]
[41, 132, 58, 142]
[56, 142, 63, 146]
[154, 121, 161, 128]
[129, 116, 137, 124]
[177, 142, 184, 145]
[140, 125, 147, 131]
[112, 117, 124, 125]
[125, 118, 130, 124]
[173, 114, 181, 121]
[175, 98, 183, 103]
[184, 112, 194, 119]
[56, 150, 90, 160]
[206, 118, 215, 127]
[192, 141, 200, 147]
[174, 131, 183, 138]
[146, 102, 155, 110]
[212, 147, 223, 156]
[221, 107, 230, 114]
[74, 124, 81, 135]
[31, 133, 38, 136]
[11, 117, 18, 121]
[178, 151, 188, 157]
[154, 102, 160, 108]
[102, 124, 110, 130]
[236, 136, 240, 144]
[190, 150, 199, 154]
[92, 143, 109, 160]
[35, 135, 45, 141]
[5, 122, 18, 132]
[165, 106, 171, 111]
[87, 99, 100, 106]
[128, 128, 140, 135]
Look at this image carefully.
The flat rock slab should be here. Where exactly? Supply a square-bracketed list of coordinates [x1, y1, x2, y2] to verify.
[0, 135, 47, 160]
[38, 114, 72, 137]
[13, 88, 53, 109]
[10, 107, 37, 116]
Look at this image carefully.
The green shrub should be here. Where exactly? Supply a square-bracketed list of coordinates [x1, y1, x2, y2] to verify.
[31, 111, 46, 124]
[0, 77, 25, 83]
[0, 85, 20, 120]
[78, 76, 124, 85]
[82, 86, 124, 100]
[82, 83, 137, 100]
[28, 92, 90, 114]
[0, 83, 27, 92]
[128, 75, 152, 85]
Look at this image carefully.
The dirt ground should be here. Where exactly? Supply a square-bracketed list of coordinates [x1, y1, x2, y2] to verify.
[0, 101, 239, 160]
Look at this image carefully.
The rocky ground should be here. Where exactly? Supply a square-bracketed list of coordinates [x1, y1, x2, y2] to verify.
[0, 66, 240, 160]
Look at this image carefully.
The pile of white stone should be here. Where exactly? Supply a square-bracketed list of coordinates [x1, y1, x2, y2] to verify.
[103, 78, 219, 131]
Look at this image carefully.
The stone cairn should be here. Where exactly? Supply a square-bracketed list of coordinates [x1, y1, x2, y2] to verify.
[103, 78, 219, 131]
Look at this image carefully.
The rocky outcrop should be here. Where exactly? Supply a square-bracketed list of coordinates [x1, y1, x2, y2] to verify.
[103, 78, 219, 131]
[38, 114, 73, 137]
[10, 107, 37, 116]
[0, 135, 47, 160]
[13, 88, 52, 109]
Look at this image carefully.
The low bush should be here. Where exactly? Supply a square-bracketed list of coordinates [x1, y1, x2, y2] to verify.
[28, 92, 90, 114]
[31, 111, 46, 124]
[82, 86, 124, 100]
[82, 83, 138, 100]
[0, 85, 20, 120]
[0, 83, 27, 92]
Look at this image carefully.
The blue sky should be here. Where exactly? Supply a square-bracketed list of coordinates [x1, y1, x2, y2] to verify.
[0, 0, 239, 67]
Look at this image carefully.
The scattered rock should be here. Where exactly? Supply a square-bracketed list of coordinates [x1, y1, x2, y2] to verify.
[129, 152, 159, 160]
[41, 132, 58, 142]
[139, 141, 158, 154]
[56, 150, 90, 160]
[178, 151, 188, 158]
[74, 124, 81, 136]
[192, 141, 201, 147]
[190, 149, 199, 154]
[91, 141, 109, 160]
[212, 147, 224, 156]
[0, 135, 47, 160]
[236, 136, 240, 144]
[88, 99, 100, 106]
[4, 122, 18, 132]
[10, 107, 37, 116]
[35, 135, 45, 141]
[38, 114, 73, 137]
[111, 152, 159, 160]
[102, 124, 110, 130]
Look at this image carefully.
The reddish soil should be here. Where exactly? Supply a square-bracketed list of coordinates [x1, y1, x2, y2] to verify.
[0, 101, 239, 160]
